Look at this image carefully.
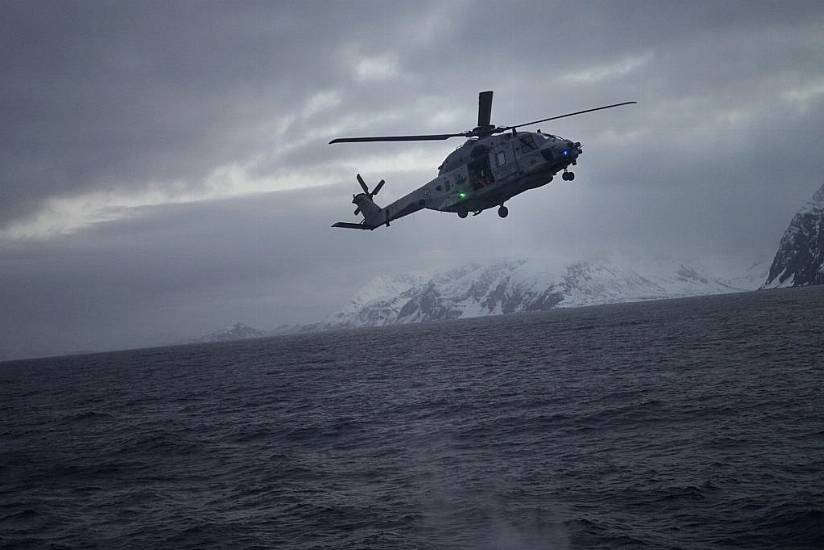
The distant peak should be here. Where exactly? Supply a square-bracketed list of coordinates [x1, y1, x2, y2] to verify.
[812, 182, 824, 204]
[197, 322, 265, 343]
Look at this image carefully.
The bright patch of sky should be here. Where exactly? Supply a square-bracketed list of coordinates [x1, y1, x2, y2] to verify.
[355, 53, 401, 82]
[561, 53, 653, 84]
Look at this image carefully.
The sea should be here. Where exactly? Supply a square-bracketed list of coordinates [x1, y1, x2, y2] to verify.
[1, 287, 823, 549]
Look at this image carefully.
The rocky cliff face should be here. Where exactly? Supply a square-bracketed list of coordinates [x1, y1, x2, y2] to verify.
[320, 257, 757, 330]
[763, 184, 824, 288]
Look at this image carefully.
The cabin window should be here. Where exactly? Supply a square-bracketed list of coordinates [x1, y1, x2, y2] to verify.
[468, 156, 494, 190]
[496, 151, 507, 166]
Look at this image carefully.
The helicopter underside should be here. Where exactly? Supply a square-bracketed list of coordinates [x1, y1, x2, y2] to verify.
[437, 163, 565, 215]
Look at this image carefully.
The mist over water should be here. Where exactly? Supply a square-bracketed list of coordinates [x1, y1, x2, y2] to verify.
[2, 287, 823, 549]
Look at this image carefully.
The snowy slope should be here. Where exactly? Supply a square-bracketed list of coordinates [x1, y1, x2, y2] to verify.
[320, 257, 761, 329]
[763, 183, 824, 288]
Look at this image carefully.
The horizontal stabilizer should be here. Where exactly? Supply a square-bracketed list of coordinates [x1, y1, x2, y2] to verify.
[332, 222, 375, 230]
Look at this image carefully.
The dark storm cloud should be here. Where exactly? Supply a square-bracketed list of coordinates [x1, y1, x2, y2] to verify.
[0, 1, 442, 226]
[2, 1, 824, 358]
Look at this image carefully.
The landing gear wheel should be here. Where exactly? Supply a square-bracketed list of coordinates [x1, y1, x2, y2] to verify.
[457, 208, 468, 219]
[498, 205, 509, 218]
[562, 171, 575, 181]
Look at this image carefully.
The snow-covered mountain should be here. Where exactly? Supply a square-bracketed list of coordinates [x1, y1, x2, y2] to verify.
[320, 257, 764, 329]
[196, 322, 265, 343]
[763, 183, 824, 288]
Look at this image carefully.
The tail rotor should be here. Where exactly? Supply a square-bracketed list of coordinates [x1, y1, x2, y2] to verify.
[356, 173, 384, 199]
[353, 173, 384, 215]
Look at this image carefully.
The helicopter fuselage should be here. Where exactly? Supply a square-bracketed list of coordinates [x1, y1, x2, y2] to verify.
[372, 130, 581, 225]
[330, 91, 632, 230]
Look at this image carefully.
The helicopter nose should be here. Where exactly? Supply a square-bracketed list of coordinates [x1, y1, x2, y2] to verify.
[559, 140, 582, 160]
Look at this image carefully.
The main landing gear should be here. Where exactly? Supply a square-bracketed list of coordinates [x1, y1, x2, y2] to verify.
[562, 171, 575, 181]
[458, 206, 509, 218]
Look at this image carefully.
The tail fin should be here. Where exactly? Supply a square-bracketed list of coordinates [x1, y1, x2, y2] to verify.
[353, 193, 382, 220]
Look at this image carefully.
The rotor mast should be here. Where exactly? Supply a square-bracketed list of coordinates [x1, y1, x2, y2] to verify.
[473, 90, 496, 138]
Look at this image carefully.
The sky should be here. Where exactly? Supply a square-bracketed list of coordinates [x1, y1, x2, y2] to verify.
[2, 0, 824, 358]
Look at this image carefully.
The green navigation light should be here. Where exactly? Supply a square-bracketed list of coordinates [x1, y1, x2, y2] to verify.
[458, 192, 467, 199]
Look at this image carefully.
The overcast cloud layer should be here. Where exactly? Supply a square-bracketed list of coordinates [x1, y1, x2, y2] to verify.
[2, 1, 824, 358]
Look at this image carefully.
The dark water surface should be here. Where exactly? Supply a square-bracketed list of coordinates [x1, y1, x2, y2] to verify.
[2, 288, 824, 549]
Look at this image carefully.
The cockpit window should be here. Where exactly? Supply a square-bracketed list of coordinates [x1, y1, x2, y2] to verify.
[518, 135, 537, 153]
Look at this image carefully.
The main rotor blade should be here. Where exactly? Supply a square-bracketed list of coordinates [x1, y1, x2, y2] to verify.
[356, 174, 369, 193]
[478, 90, 493, 127]
[501, 101, 637, 131]
[330, 132, 467, 144]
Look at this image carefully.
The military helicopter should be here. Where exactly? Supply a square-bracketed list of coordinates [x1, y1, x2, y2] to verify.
[330, 91, 635, 229]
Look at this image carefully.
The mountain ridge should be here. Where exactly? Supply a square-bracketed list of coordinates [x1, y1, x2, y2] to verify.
[314, 257, 767, 330]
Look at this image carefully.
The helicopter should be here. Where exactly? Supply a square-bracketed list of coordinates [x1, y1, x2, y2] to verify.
[330, 91, 635, 230]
